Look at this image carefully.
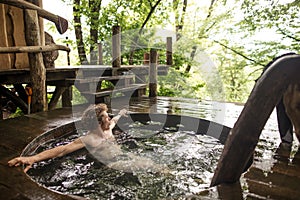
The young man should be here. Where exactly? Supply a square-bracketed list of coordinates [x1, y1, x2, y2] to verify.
[8, 103, 127, 173]
[8, 103, 169, 173]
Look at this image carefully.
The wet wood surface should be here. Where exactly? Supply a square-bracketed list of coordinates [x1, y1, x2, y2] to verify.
[0, 108, 82, 200]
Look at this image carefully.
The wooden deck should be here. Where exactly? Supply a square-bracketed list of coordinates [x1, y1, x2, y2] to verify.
[0, 108, 81, 200]
[1, 97, 300, 199]
[0, 65, 169, 116]
[0, 65, 169, 84]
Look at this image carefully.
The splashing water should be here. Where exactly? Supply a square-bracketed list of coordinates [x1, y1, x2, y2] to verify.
[28, 120, 223, 199]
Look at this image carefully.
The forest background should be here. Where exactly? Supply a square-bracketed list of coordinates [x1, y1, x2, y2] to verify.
[45, 0, 300, 103]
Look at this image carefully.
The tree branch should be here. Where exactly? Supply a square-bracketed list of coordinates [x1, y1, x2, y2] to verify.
[128, 0, 162, 64]
[139, 0, 162, 34]
[212, 39, 265, 67]
[277, 26, 300, 42]
[207, 0, 216, 18]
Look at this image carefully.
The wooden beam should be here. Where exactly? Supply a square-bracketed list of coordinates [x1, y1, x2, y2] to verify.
[1, 0, 68, 34]
[143, 53, 149, 65]
[0, 44, 70, 53]
[62, 86, 72, 107]
[149, 49, 158, 97]
[166, 37, 172, 66]
[98, 42, 103, 65]
[48, 86, 66, 110]
[0, 85, 28, 113]
[24, 9, 47, 112]
[13, 84, 27, 103]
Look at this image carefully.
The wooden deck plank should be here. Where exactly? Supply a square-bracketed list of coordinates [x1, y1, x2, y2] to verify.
[0, 65, 168, 85]
[65, 74, 135, 84]
[81, 83, 147, 98]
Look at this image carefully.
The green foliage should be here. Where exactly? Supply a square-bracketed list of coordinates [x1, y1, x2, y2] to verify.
[218, 53, 252, 102]
[101, 80, 114, 89]
[72, 86, 88, 105]
[55, 0, 300, 103]
[239, 0, 300, 56]
[158, 67, 206, 99]
[8, 108, 24, 118]
[77, 0, 171, 46]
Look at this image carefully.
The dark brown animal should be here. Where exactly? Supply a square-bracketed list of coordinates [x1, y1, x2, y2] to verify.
[283, 83, 300, 142]
[259, 53, 299, 143]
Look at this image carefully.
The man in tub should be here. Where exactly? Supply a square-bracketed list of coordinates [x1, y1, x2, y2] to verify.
[8, 103, 168, 173]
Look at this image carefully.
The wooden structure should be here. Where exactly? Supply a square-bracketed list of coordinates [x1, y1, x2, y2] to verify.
[0, 0, 70, 115]
[0, 1, 172, 119]
[0, 64, 169, 112]
[0, 0, 68, 70]
[211, 54, 300, 186]
[149, 49, 158, 97]
[166, 37, 172, 66]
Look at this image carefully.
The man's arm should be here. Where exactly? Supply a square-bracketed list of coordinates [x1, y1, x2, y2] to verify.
[110, 109, 127, 129]
[8, 138, 85, 172]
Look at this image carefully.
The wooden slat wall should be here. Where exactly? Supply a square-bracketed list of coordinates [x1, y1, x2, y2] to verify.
[0, 4, 11, 70]
[8, 5, 30, 69]
[0, 4, 30, 69]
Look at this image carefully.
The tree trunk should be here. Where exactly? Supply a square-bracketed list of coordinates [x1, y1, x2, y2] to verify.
[73, 0, 88, 64]
[112, 25, 121, 68]
[89, 0, 101, 65]
[185, 45, 197, 73]
[174, 0, 188, 41]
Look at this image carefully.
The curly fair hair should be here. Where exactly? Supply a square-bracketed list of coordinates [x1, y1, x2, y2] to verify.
[81, 103, 108, 130]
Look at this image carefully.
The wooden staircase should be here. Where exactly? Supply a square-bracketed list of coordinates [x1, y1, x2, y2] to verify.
[66, 74, 147, 104]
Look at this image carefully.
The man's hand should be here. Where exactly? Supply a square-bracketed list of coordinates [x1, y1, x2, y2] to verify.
[8, 156, 35, 173]
[110, 109, 128, 125]
[118, 109, 128, 117]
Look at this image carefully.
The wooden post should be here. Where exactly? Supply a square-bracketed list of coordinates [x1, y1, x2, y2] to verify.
[0, 96, 3, 120]
[166, 37, 172, 66]
[48, 86, 66, 110]
[24, 9, 47, 112]
[112, 25, 121, 68]
[62, 86, 72, 107]
[98, 42, 103, 65]
[149, 49, 157, 97]
[37, 0, 45, 46]
[143, 52, 149, 65]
